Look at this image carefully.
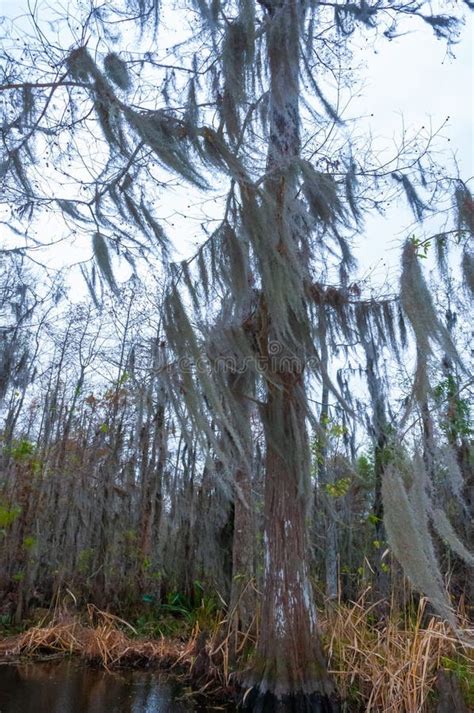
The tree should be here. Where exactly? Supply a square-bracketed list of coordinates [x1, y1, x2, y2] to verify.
[1, 0, 473, 710]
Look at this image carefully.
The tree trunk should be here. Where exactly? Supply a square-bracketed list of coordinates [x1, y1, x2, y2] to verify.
[230, 463, 255, 630]
[243, 0, 338, 708]
[244, 375, 337, 711]
[316, 308, 338, 602]
[229, 370, 256, 646]
[361, 334, 390, 606]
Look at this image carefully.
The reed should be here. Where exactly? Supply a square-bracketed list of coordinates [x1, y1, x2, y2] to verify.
[0, 595, 471, 711]
[324, 592, 473, 712]
[0, 605, 188, 669]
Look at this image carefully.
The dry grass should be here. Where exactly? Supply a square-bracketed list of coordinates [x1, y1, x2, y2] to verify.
[0, 605, 191, 669]
[324, 592, 473, 712]
[0, 595, 472, 711]
[0, 605, 233, 699]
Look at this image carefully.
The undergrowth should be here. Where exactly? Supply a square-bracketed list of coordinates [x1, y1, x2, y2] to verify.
[324, 593, 473, 712]
[133, 590, 221, 638]
[0, 593, 472, 711]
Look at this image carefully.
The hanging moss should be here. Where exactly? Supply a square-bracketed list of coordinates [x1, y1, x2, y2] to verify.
[104, 53, 131, 91]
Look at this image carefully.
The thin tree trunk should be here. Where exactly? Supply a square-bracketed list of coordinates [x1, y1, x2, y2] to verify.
[361, 334, 390, 606]
[316, 308, 338, 602]
[229, 371, 256, 645]
[139, 399, 165, 592]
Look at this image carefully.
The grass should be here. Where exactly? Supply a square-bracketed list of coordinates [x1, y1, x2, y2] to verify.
[439, 653, 474, 708]
[324, 591, 473, 712]
[0, 593, 472, 711]
[0, 605, 185, 669]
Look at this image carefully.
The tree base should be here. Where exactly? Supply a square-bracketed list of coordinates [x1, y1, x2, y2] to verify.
[240, 688, 340, 713]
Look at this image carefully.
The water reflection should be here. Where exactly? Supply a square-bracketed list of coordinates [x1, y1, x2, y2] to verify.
[0, 660, 195, 712]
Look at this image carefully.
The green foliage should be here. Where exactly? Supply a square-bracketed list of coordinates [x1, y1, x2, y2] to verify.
[356, 453, 375, 486]
[22, 536, 37, 551]
[133, 587, 222, 638]
[325, 477, 351, 498]
[312, 418, 349, 472]
[366, 512, 380, 526]
[434, 374, 472, 441]
[161, 590, 195, 619]
[118, 371, 130, 386]
[9, 438, 35, 462]
[77, 548, 95, 574]
[0, 613, 27, 636]
[410, 234, 430, 259]
[0, 613, 12, 629]
[6, 439, 41, 472]
[0, 503, 21, 529]
[441, 656, 474, 707]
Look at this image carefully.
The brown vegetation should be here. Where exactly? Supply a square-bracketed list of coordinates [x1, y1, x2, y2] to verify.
[325, 595, 473, 712]
[0, 596, 472, 712]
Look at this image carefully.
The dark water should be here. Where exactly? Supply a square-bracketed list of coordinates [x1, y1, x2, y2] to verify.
[0, 660, 232, 712]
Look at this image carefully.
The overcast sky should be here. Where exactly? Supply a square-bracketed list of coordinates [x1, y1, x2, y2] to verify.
[350, 12, 473, 289]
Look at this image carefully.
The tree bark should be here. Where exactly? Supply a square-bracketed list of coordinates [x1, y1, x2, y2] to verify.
[316, 308, 338, 602]
[244, 374, 336, 710]
[229, 371, 256, 646]
[361, 334, 390, 606]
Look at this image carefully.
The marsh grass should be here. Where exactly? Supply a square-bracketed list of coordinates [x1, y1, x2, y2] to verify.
[324, 592, 473, 712]
[0, 594, 471, 711]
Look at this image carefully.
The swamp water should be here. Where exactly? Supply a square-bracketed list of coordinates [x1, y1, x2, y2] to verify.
[0, 660, 236, 712]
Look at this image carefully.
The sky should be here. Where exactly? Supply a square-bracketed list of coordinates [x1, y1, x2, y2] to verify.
[358, 18, 472, 174]
[349, 12, 473, 289]
[0, 0, 473, 297]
